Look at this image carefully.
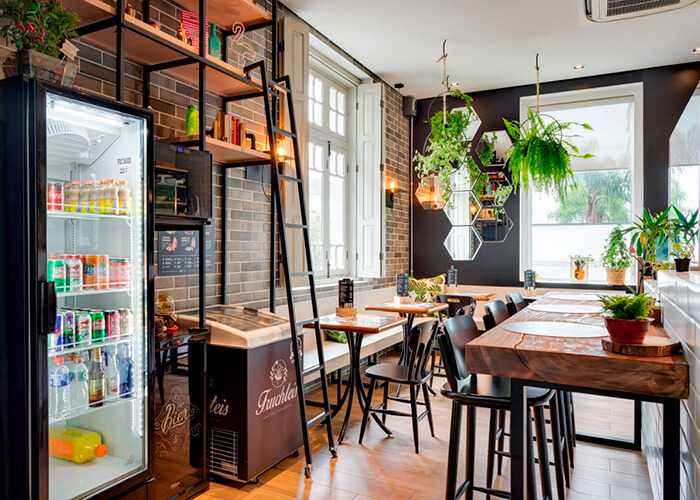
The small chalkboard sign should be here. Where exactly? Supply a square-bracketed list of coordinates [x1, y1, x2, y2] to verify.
[447, 266, 458, 288]
[158, 225, 215, 276]
[339, 278, 354, 308]
[524, 269, 536, 290]
[396, 273, 409, 297]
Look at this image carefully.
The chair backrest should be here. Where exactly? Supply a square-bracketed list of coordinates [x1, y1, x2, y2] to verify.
[436, 294, 477, 318]
[505, 292, 526, 316]
[405, 320, 438, 380]
[439, 315, 481, 391]
[455, 304, 476, 317]
[483, 300, 510, 331]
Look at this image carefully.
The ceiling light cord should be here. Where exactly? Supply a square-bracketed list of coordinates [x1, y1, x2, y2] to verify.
[535, 53, 540, 113]
[438, 39, 448, 126]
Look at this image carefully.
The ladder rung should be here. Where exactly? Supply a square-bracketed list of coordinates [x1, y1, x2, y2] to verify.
[303, 365, 323, 377]
[279, 174, 302, 184]
[271, 81, 291, 93]
[290, 271, 313, 277]
[307, 411, 331, 428]
[296, 317, 319, 326]
[284, 223, 308, 229]
[273, 126, 296, 139]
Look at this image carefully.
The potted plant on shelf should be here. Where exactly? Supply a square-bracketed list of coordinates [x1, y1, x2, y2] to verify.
[668, 206, 698, 272]
[600, 226, 633, 285]
[414, 89, 478, 206]
[622, 207, 671, 278]
[0, 0, 80, 86]
[599, 292, 655, 344]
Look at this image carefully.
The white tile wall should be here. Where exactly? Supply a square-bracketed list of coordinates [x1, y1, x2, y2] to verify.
[645, 271, 700, 500]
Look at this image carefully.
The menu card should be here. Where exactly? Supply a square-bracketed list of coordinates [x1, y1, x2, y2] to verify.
[396, 273, 409, 297]
[338, 278, 354, 308]
[447, 266, 458, 288]
[524, 269, 536, 290]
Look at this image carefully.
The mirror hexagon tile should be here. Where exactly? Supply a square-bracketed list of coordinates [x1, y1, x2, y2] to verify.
[444, 225, 483, 261]
[474, 207, 514, 243]
[444, 191, 481, 226]
[476, 130, 513, 166]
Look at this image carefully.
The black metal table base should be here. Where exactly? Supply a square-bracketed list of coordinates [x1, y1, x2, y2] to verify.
[510, 379, 680, 500]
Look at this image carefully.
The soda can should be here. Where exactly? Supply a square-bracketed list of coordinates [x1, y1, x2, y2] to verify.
[66, 257, 83, 292]
[105, 310, 121, 341]
[96, 255, 109, 290]
[63, 311, 76, 347]
[109, 259, 120, 288]
[120, 259, 131, 288]
[83, 256, 99, 290]
[47, 259, 67, 293]
[77, 313, 92, 347]
[47, 182, 63, 211]
[48, 313, 64, 352]
[91, 311, 106, 343]
[119, 308, 134, 336]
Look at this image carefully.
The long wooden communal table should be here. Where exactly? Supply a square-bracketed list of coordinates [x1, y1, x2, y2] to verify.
[465, 293, 688, 500]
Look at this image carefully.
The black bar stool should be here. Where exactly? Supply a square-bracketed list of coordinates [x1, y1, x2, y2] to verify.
[439, 315, 554, 500]
[505, 292, 527, 316]
[431, 295, 477, 388]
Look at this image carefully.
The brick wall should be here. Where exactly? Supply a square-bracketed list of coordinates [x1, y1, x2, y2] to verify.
[71, 0, 410, 311]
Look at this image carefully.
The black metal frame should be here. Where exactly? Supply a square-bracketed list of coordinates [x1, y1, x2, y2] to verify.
[509, 379, 680, 500]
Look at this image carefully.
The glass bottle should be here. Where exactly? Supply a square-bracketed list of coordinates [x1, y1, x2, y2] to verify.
[186, 105, 199, 136]
[88, 347, 105, 407]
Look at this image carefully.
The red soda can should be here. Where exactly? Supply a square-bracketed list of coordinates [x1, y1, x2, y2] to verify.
[47, 182, 63, 211]
[120, 259, 131, 288]
[104, 310, 121, 340]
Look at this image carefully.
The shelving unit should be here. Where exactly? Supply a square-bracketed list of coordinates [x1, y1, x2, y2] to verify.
[166, 135, 271, 165]
[57, 287, 131, 298]
[48, 211, 131, 222]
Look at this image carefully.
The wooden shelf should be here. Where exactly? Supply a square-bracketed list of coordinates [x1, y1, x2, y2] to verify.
[172, 0, 272, 30]
[161, 55, 263, 98]
[65, 0, 115, 27]
[166, 136, 270, 165]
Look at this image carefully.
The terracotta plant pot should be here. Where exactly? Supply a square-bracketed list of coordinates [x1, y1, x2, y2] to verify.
[605, 267, 627, 286]
[604, 316, 652, 344]
[674, 258, 691, 272]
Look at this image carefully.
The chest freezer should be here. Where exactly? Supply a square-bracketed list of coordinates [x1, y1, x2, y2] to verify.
[177, 306, 303, 483]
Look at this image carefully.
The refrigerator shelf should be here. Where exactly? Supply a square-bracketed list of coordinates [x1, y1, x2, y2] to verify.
[49, 455, 145, 500]
[49, 336, 134, 358]
[57, 287, 132, 298]
[48, 211, 132, 222]
[48, 391, 137, 425]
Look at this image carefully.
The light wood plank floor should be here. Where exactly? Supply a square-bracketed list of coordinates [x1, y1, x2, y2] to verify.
[199, 355, 652, 500]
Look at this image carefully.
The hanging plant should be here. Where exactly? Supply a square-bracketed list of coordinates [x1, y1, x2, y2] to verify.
[501, 55, 593, 197]
[413, 88, 477, 205]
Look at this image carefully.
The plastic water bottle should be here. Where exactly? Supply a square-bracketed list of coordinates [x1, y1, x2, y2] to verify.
[69, 357, 89, 410]
[117, 344, 134, 398]
[105, 349, 120, 400]
[49, 357, 70, 415]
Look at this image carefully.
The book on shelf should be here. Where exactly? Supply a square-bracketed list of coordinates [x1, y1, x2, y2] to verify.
[181, 11, 209, 51]
[211, 112, 248, 147]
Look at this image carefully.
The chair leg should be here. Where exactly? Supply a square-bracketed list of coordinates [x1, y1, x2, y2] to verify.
[422, 383, 435, 438]
[566, 391, 577, 448]
[496, 409, 506, 475]
[549, 393, 568, 499]
[445, 401, 463, 500]
[559, 392, 574, 469]
[430, 350, 437, 389]
[382, 381, 389, 425]
[409, 385, 420, 454]
[533, 406, 553, 500]
[465, 405, 476, 500]
[485, 409, 498, 500]
[358, 378, 376, 445]
[526, 409, 537, 500]
[556, 392, 571, 487]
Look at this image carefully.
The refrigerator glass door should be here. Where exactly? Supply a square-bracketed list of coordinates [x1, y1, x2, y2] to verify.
[45, 93, 148, 499]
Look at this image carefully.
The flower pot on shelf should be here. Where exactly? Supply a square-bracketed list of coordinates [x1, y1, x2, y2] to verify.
[2, 49, 78, 87]
[603, 316, 652, 344]
[674, 258, 691, 272]
[605, 267, 627, 286]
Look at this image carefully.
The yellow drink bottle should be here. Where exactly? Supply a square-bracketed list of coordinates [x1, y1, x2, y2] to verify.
[49, 426, 108, 464]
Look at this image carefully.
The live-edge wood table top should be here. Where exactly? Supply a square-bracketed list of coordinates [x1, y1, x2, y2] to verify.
[465, 292, 689, 399]
[364, 301, 449, 315]
[303, 314, 407, 334]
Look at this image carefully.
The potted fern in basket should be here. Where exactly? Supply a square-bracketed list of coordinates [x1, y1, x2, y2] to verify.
[599, 292, 655, 344]
[668, 206, 698, 272]
[600, 226, 633, 285]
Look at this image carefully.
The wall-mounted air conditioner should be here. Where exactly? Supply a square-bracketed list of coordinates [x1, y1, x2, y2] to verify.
[585, 0, 699, 22]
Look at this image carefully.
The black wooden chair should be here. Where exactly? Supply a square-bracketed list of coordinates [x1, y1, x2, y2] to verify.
[359, 319, 438, 454]
[505, 292, 527, 316]
[436, 294, 477, 318]
[483, 300, 510, 331]
[439, 315, 555, 500]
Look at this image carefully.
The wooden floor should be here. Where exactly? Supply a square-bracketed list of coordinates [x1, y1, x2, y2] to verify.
[199, 355, 652, 500]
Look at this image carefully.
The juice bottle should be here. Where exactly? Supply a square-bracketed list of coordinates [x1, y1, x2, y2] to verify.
[80, 181, 93, 214]
[49, 426, 107, 464]
[95, 179, 105, 214]
[66, 181, 80, 213]
[88, 347, 105, 407]
[104, 178, 118, 215]
[89, 180, 100, 214]
[117, 180, 132, 215]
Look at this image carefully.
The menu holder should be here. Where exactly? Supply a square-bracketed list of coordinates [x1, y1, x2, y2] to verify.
[395, 273, 410, 304]
[337, 278, 356, 318]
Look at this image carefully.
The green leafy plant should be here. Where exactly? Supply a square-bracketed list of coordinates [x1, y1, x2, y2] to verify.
[0, 0, 80, 58]
[668, 206, 698, 259]
[622, 207, 671, 263]
[600, 226, 633, 270]
[493, 183, 513, 205]
[478, 132, 498, 166]
[414, 89, 478, 204]
[598, 293, 654, 320]
[502, 107, 593, 196]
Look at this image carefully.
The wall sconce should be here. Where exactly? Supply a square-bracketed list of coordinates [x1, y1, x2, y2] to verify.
[415, 176, 446, 210]
[385, 180, 398, 209]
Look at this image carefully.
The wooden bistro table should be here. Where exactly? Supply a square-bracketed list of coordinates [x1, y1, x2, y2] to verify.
[303, 313, 407, 444]
[465, 293, 688, 500]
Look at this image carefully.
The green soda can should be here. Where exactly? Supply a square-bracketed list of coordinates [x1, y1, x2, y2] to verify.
[90, 311, 106, 343]
[48, 259, 67, 293]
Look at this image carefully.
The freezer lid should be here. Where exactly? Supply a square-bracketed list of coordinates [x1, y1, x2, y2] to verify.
[177, 306, 291, 349]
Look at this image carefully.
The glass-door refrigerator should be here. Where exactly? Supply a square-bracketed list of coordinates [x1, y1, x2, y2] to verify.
[0, 76, 154, 499]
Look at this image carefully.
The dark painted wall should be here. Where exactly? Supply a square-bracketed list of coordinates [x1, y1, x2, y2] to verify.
[412, 62, 700, 286]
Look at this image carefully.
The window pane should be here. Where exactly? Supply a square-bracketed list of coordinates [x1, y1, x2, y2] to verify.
[309, 169, 323, 246]
[329, 175, 345, 245]
[337, 115, 345, 136]
[308, 75, 314, 99]
[336, 152, 345, 177]
[338, 92, 345, 113]
[314, 79, 323, 102]
[311, 246, 324, 273]
[314, 103, 323, 126]
[330, 87, 337, 110]
[329, 111, 337, 133]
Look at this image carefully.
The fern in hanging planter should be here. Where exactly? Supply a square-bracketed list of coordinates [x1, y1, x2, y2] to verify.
[502, 107, 593, 197]
[413, 89, 477, 205]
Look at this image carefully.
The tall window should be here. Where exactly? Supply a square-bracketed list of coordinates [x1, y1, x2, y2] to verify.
[308, 68, 351, 277]
[521, 85, 643, 283]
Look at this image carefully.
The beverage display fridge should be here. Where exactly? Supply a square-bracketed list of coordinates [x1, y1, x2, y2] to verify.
[0, 77, 155, 499]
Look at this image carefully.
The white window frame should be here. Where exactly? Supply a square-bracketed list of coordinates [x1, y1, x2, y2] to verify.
[308, 52, 358, 279]
[519, 83, 644, 282]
